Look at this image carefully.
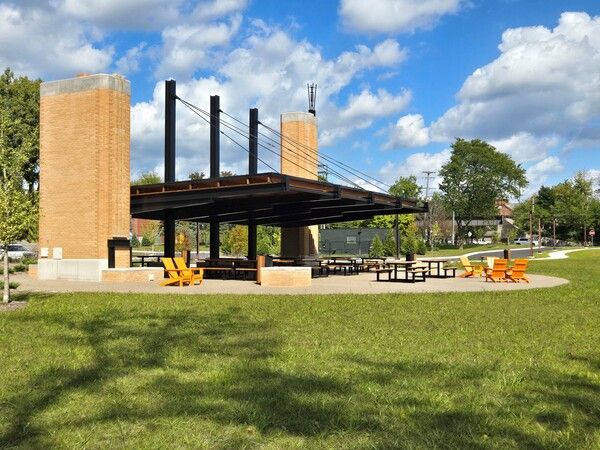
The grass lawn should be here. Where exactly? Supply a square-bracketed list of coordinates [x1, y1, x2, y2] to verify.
[0, 252, 599, 448]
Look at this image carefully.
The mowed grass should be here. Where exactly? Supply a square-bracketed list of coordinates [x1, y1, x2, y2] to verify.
[0, 252, 599, 448]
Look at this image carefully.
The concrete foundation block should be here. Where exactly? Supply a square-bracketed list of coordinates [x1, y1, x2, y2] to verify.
[260, 266, 312, 287]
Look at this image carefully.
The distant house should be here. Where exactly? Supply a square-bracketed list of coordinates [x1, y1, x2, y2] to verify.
[465, 200, 516, 243]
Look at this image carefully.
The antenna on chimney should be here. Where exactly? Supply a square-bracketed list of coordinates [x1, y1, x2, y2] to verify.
[307, 83, 317, 116]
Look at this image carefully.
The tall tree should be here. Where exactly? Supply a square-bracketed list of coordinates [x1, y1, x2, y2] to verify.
[189, 171, 205, 180]
[132, 171, 162, 185]
[389, 175, 422, 199]
[1, 104, 36, 302]
[0, 69, 41, 193]
[439, 138, 527, 241]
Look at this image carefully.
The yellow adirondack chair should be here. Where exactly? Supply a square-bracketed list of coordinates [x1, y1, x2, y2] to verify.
[160, 257, 194, 287]
[506, 259, 529, 283]
[173, 257, 204, 285]
[484, 258, 508, 282]
[459, 255, 484, 278]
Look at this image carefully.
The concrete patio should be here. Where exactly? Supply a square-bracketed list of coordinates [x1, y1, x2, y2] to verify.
[12, 271, 568, 296]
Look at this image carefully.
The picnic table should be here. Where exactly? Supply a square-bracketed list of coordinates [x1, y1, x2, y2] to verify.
[375, 260, 428, 283]
[419, 258, 456, 278]
[131, 254, 163, 267]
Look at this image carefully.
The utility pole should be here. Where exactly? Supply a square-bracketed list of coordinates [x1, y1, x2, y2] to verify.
[422, 171, 435, 247]
[451, 211, 455, 246]
[538, 217, 542, 253]
[529, 195, 535, 258]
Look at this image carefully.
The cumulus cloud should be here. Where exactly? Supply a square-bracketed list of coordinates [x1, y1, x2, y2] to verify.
[115, 43, 147, 75]
[431, 12, 600, 145]
[156, 14, 243, 78]
[0, 3, 113, 78]
[524, 156, 564, 196]
[340, 0, 463, 34]
[131, 30, 410, 181]
[488, 132, 559, 165]
[59, 0, 183, 30]
[385, 113, 430, 148]
[378, 149, 451, 191]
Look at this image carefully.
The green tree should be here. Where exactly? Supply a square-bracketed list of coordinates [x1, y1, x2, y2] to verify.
[369, 234, 384, 258]
[389, 175, 422, 199]
[439, 138, 527, 243]
[382, 229, 396, 257]
[189, 171, 205, 180]
[0, 68, 41, 193]
[133, 171, 162, 185]
[257, 225, 280, 255]
[1, 105, 36, 302]
[221, 225, 247, 257]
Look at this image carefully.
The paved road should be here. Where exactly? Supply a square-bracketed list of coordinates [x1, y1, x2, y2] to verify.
[468, 246, 547, 260]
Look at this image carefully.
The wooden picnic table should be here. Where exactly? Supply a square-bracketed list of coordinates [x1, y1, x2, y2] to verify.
[419, 258, 456, 278]
[373, 260, 428, 283]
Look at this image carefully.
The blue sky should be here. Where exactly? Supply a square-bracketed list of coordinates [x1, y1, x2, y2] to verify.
[1, 0, 599, 197]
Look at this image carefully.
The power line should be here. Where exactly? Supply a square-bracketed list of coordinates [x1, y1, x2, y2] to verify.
[178, 97, 364, 189]
[217, 108, 391, 191]
[178, 100, 279, 173]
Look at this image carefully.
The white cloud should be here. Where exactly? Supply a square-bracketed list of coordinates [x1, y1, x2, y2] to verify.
[488, 132, 559, 164]
[340, 0, 463, 33]
[431, 12, 600, 144]
[59, 0, 183, 30]
[192, 0, 247, 21]
[378, 149, 451, 191]
[385, 113, 430, 148]
[156, 14, 243, 78]
[320, 88, 411, 145]
[0, 3, 114, 78]
[115, 43, 147, 75]
[132, 31, 410, 181]
[524, 156, 563, 196]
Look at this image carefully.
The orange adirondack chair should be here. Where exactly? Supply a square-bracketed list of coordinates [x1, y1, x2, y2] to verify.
[484, 258, 508, 282]
[506, 259, 529, 283]
[161, 257, 194, 287]
[459, 255, 484, 278]
[174, 257, 204, 285]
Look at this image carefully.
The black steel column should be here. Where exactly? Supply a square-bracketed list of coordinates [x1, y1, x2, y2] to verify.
[249, 108, 258, 175]
[248, 108, 259, 259]
[210, 95, 220, 178]
[209, 95, 220, 258]
[164, 80, 176, 258]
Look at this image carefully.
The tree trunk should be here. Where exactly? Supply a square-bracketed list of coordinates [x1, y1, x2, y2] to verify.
[3, 249, 9, 303]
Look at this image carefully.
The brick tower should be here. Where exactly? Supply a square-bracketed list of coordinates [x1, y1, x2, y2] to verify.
[38, 74, 131, 280]
[280, 112, 319, 258]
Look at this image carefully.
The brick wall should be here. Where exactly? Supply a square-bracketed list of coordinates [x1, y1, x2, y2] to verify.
[280, 112, 319, 257]
[39, 74, 130, 263]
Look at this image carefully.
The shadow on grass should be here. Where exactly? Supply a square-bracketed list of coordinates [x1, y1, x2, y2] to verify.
[1, 305, 598, 448]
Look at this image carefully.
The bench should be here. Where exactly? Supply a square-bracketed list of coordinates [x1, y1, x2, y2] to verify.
[375, 268, 393, 281]
[443, 267, 457, 278]
[407, 266, 429, 282]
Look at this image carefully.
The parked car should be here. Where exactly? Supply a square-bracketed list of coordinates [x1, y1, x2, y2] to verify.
[513, 237, 539, 246]
[0, 244, 36, 261]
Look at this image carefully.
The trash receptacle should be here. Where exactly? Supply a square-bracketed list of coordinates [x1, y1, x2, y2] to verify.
[108, 237, 131, 268]
[503, 248, 512, 260]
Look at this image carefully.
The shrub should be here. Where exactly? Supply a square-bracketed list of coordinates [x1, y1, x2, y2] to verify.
[0, 281, 19, 290]
[369, 235, 384, 258]
[131, 234, 140, 247]
[0, 267, 14, 275]
[141, 234, 154, 246]
[382, 230, 397, 257]
[21, 257, 37, 266]
[12, 264, 28, 273]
